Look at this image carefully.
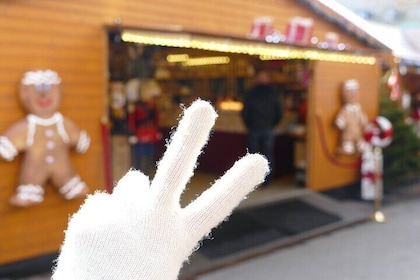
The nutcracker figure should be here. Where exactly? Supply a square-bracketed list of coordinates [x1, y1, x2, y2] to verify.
[127, 79, 161, 176]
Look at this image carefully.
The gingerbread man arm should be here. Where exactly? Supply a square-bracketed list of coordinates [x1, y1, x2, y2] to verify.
[63, 117, 90, 154]
[335, 109, 347, 130]
[0, 120, 29, 161]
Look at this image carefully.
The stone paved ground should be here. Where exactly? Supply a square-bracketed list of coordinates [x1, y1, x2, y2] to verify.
[196, 196, 420, 280]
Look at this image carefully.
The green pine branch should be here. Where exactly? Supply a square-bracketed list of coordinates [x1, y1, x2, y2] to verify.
[380, 92, 420, 189]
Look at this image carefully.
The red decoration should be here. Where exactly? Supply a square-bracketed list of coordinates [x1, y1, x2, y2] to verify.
[248, 16, 275, 40]
[364, 116, 393, 148]
[285, 17, 314, 45]
[387, 70, 400, 101]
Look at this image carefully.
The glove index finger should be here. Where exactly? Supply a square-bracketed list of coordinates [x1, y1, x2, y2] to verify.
[151, 100, 217, 207]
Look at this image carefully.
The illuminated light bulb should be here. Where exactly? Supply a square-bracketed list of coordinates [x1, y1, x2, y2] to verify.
[337, 43, 346, 50]
[167, 54, 189, 63]
[121, 30, 377, 65]
[219, 100, 243, 111]
[265, 35, 273, 43]
[182, 56, 230, 66]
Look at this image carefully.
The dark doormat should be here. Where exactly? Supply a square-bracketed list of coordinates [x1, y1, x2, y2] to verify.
[199, 198, 342, 259]
[0, 252, 57, 278]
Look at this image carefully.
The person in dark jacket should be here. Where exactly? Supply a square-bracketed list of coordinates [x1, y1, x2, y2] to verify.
[241, 70, 282, 185]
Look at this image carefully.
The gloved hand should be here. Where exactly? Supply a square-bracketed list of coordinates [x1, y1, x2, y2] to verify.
[52, 100, 269, 280]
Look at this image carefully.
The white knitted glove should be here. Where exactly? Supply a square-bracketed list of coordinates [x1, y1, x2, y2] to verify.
[52, 100, 269, 280]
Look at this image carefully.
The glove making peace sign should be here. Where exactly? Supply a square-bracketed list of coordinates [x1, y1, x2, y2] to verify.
[52, 100, 269, 280]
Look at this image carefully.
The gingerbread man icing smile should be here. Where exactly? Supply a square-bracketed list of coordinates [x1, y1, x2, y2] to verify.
[0, 70, 90, 207]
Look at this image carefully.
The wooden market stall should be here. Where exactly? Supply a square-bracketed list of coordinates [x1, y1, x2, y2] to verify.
[109, 27, 381, 191]
[0, 0, 384, 273]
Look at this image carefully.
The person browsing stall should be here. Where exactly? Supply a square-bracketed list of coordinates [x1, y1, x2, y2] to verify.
[241, 70, 282, 185]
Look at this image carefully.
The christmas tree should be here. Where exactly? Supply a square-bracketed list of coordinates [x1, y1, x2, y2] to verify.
[379, 72, 420, 189]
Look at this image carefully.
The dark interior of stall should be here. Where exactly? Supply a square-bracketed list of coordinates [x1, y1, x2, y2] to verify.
[107, 31, 311, 187]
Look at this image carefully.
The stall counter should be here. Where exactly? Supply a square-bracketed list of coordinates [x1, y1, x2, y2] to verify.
[157, 107, 296, 177]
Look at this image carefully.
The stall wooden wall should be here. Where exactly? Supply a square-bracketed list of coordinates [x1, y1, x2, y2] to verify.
[0, 1, 109, 266]
[0, 0, 374, 266]
[306, 60, 380, 191]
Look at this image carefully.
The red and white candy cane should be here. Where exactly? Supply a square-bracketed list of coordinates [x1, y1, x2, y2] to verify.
[364, 116, 393, 148]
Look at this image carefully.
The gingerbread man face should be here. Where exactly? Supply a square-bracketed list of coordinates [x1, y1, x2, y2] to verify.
[19, 70, 62, 118]
[341, 79, 359, 105]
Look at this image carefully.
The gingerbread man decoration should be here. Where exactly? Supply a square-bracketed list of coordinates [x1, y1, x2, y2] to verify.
[0, 70, 90, 207]
[335, 79, 368, 155]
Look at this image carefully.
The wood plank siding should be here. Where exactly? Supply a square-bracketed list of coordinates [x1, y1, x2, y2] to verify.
[0, 0, 375, 264]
